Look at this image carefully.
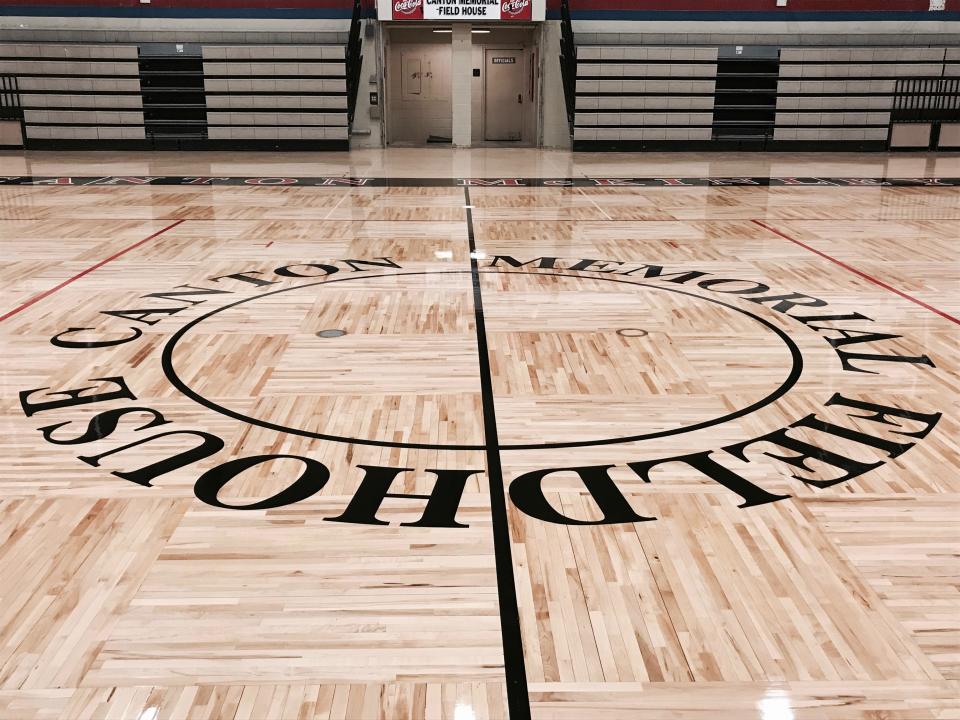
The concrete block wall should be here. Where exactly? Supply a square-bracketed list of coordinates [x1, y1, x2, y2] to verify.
[540, 21, 571, 149]
[202, 45, 348, 142]
[573, 45, 717, 142]
[0, 43, 145, 142]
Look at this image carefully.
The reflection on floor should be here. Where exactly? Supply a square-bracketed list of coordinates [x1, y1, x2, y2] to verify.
[0, 150, 957, 720]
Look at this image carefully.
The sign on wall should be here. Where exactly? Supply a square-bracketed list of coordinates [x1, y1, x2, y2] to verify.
[428, 0, 495, 19]
[392, 0, 423, 18]
[387, 0, 539, 20]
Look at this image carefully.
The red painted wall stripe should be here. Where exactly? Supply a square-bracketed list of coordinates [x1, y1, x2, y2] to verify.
[566, 0, 934, 10]
[0, 0, 350, 7]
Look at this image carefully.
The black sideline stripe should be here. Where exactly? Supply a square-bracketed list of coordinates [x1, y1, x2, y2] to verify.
[2, 176, 959, 188]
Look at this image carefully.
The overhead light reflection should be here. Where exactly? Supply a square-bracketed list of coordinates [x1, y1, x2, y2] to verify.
[138, 708, 159, 720]
[435, 250, 453, 259]
[453, 704, 476, 720]
[469, 251, 486, 260]
[758, 690, 794, 720]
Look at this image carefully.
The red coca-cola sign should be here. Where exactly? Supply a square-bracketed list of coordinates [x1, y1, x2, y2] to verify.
[393, 0, 423, 19]
[500, 0, 531, 19]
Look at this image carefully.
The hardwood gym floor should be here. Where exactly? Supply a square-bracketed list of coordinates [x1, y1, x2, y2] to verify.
[0, 149, 957, 719]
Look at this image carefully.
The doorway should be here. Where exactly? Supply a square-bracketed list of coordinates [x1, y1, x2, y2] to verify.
[384, 27, 454, 146]
[473, 26, 538, 146]
[382, 24, 539, 147]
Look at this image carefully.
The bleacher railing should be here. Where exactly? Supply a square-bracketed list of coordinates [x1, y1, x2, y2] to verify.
[0, 74, 21, 119]
[559, 0, 577, 134]
[893, 77, 960, 123]
[346, 0, 364, 126]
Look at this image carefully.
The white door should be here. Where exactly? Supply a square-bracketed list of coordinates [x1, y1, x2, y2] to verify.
[484, 49, 524, 142]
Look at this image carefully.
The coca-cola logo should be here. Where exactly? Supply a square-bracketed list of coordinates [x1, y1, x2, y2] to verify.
[394, 0, 421, 14]
[501, 0, 529, 14]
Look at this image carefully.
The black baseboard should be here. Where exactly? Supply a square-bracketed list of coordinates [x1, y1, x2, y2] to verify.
[573, 140, 729, 152]
[171, 139, 350, 151]
[765, 140, 890, 152]
[573, 139, 890, 153]
[23, 139, 350, 152]
[888, 145, 960, 152]
[25, 140, 149, 151]
[0, 144, 25, 150]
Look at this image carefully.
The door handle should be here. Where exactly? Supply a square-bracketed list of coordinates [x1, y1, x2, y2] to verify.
[517, 93, 522, 103]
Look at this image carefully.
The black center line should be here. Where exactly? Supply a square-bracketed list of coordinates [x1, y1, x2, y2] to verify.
[464, 186, 531, 720]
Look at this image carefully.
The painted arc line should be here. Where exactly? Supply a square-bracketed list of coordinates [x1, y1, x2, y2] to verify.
[161, 269, 804, 452]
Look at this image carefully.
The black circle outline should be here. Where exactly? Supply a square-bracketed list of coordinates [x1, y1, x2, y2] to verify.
[162, 270, 804, 451]
[616, 328, 649, 338]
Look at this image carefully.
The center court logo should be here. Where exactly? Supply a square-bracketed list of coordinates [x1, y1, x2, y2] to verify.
[17, 254, 943, 528]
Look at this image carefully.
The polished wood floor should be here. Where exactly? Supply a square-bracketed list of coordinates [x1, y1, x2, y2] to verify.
[0, 150, 957, 720]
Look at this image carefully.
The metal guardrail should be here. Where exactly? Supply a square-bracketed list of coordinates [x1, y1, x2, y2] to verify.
[559, 0, 577, 134]
[0, 74, 21, 119]
[893, 77, 960, 123]
[346, 0, 364, 125]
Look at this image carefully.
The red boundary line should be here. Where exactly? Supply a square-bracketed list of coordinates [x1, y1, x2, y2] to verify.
[0, 219, 184, 324]
[751, 219, 959, 327]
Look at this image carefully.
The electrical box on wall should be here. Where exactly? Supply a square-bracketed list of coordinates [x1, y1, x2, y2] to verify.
[929, 0, 945, 10]
[776, 0, 787, 6]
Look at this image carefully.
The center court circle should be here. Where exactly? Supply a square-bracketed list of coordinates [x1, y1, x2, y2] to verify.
[161, 270, 803, 451]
